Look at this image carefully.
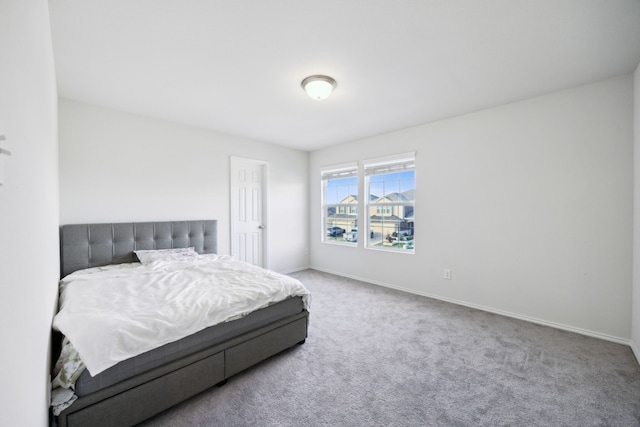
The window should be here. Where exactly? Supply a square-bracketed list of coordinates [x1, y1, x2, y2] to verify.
[365, 153, 415, 252]
[321, 163, 358, 244]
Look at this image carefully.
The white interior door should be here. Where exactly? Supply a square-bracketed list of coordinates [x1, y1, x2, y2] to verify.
[230, 157, 268, 267]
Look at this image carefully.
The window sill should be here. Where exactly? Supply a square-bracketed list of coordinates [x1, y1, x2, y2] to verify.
[322, 240, 358, 247]
[365, 245, 415, 254]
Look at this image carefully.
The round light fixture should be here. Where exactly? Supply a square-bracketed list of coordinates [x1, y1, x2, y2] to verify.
[301, 75, 337, 100]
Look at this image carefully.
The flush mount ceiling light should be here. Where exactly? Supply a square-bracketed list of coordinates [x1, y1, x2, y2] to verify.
[301, 75, 337, 100]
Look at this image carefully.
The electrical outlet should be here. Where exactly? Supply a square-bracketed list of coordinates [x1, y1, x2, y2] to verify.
[444, 269, 452, 280]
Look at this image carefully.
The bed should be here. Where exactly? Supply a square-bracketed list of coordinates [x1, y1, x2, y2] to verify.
[51, 220, 310, 427]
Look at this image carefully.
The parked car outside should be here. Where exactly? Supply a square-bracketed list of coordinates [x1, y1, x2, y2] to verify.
[326, 226, 346, 237]
[388, 229, 414, 243]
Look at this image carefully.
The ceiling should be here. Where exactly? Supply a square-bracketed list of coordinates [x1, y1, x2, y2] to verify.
[49, 0, 640, 152]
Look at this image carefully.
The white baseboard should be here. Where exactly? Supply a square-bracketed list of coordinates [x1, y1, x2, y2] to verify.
[278, 265, 311, 275]
[311, 267, 632, 347]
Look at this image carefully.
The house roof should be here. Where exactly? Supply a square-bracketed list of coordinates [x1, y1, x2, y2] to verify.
[401, 190, 415, 201]
[339, 194, 379, 203]
[327, 213, 358, 220]
[369, 215, 404, 222]
[375, 193, 410, 203]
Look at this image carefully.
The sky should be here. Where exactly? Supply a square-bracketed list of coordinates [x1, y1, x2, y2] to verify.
[326, 171, 415, 204]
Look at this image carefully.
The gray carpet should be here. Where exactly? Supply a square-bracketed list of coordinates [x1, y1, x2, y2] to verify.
[139, 269, 640, 426]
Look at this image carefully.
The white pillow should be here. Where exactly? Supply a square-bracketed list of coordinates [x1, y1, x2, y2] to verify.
[70, 262, 141, 276]
[134, 247, 198, 265]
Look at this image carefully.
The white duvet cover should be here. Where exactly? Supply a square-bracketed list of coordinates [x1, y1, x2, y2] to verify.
[52, 254, 310, 377]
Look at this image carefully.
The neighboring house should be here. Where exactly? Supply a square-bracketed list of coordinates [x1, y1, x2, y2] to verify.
[336, 195, 358, 215]
[369, 192, 414, 237]
[327, 194, 358, 232]
[328, 192, 415, 238]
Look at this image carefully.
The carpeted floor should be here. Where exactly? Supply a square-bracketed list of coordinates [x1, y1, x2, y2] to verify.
[139, 269, 640, 426]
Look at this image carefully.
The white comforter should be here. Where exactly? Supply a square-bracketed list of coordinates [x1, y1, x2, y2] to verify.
[52, 254, 310, 376]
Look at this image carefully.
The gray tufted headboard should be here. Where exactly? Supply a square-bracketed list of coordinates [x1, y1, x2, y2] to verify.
[60, 220, 217, 278]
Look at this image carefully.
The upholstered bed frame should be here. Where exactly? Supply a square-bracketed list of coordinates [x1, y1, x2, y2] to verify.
[54, 220, 309, 427]
[59, 220, 218, 277]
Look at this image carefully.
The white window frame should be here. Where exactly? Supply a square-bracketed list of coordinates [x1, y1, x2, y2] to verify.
[321, 162, 359, 245]
[364, 152, 415, 253]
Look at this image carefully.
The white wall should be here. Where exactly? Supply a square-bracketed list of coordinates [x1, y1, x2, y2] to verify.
[0, 1, 59, 425]
[58, 99, 309, 273]
[310, 75, 634, 342]
[633, 63, 640, 358]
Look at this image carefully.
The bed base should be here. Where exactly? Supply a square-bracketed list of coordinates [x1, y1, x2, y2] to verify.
[56, 310, 308, 427]
[55, 220, 308, 426]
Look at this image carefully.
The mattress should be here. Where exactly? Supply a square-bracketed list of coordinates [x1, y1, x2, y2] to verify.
[52, 251, 311, 413]
[54, 254, 311, 376]
[74, 295, 305, 396]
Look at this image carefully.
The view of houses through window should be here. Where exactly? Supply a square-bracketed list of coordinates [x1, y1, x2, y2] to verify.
[366, 168, 415, 251]
[322, 153, 415, 252]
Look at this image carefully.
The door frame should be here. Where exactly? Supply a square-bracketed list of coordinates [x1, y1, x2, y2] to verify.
[229, 156, 269, 268]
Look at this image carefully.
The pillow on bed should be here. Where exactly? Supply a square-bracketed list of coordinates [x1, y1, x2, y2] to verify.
[72, 262, 141, 275]
[134, 247, 198, 265]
